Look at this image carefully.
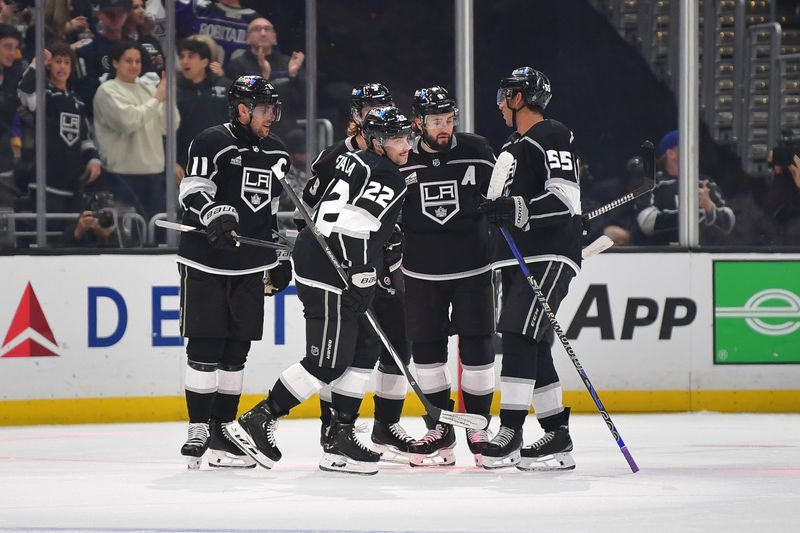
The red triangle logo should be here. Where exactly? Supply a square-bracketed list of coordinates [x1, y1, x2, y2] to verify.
[2, 282, 58, 357]
[2, 338, 58, 357]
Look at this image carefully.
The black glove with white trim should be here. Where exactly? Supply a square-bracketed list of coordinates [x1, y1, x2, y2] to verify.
[342, 265, 376, 314]
[383, 224, 404, 269]
[479, 196, 529, 230]
[264, 260, 293, 296]
[201, 204, 240, 249]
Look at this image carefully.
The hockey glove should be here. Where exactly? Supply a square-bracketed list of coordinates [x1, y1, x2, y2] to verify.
[383, 224, 404, 269]
[201, 204, 240, 249]
[264, 261, 293, 296]
[341, 265, 377, 314]
[479, 196, 529, 230]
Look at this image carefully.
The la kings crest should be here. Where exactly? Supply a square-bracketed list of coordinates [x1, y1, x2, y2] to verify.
[59, 112, 80, 147]
[421, 180, 460, 224]
[241, 166, 274, 212]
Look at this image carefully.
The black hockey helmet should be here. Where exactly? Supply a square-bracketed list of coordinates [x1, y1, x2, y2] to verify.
[362, 106, 413, 148]
[350, 83, 394, 120]
[228, 75, 282, 122]
[498, 67, 552, 110]
[412, 86, 459, 123]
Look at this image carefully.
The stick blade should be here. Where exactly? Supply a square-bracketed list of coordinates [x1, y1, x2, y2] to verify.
[436, 410, 489, 430]
[582, 235, 614, 259]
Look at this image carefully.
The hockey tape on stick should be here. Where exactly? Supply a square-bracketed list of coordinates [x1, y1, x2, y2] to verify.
[274, 162, 487, 430]
[486, 151, 515, 201]
[582, 140, 656, 222]
[155, 220, 292, 251]
[498, 226, 639, 473]
[581, 235, 614, 260]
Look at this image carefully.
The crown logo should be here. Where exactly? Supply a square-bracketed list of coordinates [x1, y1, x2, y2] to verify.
[435, 206, 448, 218]
[250, 193, 262, 205]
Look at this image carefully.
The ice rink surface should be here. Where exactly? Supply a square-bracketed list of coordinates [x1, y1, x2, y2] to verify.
[1, 412, 798, 533]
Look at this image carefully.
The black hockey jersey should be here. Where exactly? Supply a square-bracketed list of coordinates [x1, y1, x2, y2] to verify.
[490, 119, 583, 273]
[398, 133, 495, 279]
[293, 149, 406, 293]
[302, 135, 360, 208]
[17, 67, 100, 197]
[177, 123, 288, 275]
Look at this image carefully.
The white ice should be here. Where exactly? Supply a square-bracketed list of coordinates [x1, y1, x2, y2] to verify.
[1, 413, 798, 533]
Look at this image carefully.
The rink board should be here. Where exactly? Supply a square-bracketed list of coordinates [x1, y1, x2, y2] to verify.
[0, 252, 798, 424]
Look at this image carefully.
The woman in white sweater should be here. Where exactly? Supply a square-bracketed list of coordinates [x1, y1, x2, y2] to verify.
[93, 39, 179, 220]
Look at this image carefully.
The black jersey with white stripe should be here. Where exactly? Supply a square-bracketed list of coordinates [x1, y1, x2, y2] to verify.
[293, 149, 407, 293]
[177, 123, 288, 275]
[398, 133, 495, 279]
[490, 119, 583, 273]
[301, 135, 360, 208]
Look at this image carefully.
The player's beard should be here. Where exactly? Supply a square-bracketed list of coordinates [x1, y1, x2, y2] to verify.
[423, 130, 452, 151]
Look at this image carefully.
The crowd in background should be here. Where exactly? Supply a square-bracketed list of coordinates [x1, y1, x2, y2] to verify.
[0, 0, 797, 249]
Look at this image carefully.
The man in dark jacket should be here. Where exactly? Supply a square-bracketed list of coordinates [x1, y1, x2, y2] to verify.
[176, 38, 231, 180]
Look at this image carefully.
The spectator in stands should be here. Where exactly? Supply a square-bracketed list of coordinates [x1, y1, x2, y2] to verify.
[93, 40, 179, 221]
[185, 33, 225, 78]
[763, 143, 800, 245]
[176, 0, 262, 67]
[227, 17, 305, 92]
[175, 38, 229, 181]
[126, 0, 164, 73]
[636, 130, 735, 245]
[0, 23, 21, 208]
[227, 17, 305, 133]
[16, 42, 102, 214]
[44, 0, 90, 44]
[61, 209, 119, 247]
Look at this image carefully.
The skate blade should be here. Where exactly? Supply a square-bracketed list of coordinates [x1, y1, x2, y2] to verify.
[482, 450, 521, 470]
[223, 422, 275, 470]
[319, 452, 378, 475]
[472, 453, 484, 467]
[517, 452, 576, 471]
[185, 456, 202, 470]
[409, 447, 456, 467]
[372, 443, 412, 465]
[208, 449, 257, 469]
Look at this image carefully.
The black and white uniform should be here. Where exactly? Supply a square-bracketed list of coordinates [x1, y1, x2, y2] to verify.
[491, 119, 582, 429]
[268, 149, 406, 419]
[398, 133, 496, 416]
[177, 122, 287, 424]
[304, 136, 410, 425]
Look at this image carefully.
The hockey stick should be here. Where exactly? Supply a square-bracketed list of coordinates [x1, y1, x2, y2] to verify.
[271, 160, 488, 430]
[581, 140, 656, 223]
[155, 219, 292, 251]
[581, 235, 614, 260]
[486, 160, 640, 473]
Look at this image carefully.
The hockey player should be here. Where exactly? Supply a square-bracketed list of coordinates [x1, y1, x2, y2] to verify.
[176, 76, 293, 469]
[225, 106, 413, 475]
[303, 83, 416, 463]
[478, 67, 581, 471]
[397, 87, 497, 467]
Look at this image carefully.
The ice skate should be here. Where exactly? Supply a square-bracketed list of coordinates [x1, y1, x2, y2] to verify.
[466, 422, 492, 467]
[482, 426, 522, 469]
[319, 410, 380, 475]
[180, 422, 209, 470]
[518, 408, 576, 471]
[223, 399, 281, 469]
[371, 419, 416, 464]
[207, 419, 256, 469]
[408, 413, 456, 467]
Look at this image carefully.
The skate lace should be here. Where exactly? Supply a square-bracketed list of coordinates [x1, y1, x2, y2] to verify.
[530, 430, 555, 449]
[417, 425, 445, 444]
[186, 422, 209, 445]
[489, 426, 516, 447]
[467, 427, 491, 444]
[350, 425, 372, 451]
[264, 419, 279, 447]
[389, 423, 415, 444]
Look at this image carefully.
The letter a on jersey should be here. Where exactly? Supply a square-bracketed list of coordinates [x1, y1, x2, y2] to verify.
[1, 282, 59, 357]
[420, 180, 460, 225]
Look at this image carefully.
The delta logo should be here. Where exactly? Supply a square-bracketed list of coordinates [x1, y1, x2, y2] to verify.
[1, 282, 59, 357]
